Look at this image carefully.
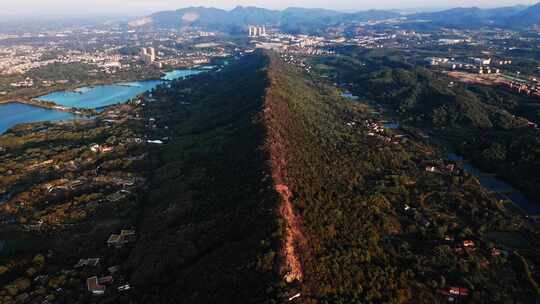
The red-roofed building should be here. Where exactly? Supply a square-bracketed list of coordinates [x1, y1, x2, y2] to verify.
[440, 287, 470, 297]
[463, 240, 475, 248]
[87, 276, 106, 295]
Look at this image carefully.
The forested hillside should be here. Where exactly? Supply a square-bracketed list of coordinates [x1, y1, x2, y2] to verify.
[313, 49, 540, 201]
[264, 52, 540, 303]
[126, 53, 283, 303]
[119, 51, 540, 303]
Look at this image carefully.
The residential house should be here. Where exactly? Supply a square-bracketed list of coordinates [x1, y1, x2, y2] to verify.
[107, 230, 136, 248]
[87, 276, 106, 295]
[75, 258, 100, 269]
[425, 166, 438, 173]
[463, 240, 475, 248]
[439, 287, 470, 298]
[98, 276, 114, 285]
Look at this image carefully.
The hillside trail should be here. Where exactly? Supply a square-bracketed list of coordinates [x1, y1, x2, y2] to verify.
[264, 73, 310, 285]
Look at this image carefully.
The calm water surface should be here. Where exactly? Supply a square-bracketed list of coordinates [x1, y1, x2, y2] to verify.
[0, 69, 202, 134]
[0, 103, 76, 134]
[37, 80, 164, 109]
[37, 69, 202, 109]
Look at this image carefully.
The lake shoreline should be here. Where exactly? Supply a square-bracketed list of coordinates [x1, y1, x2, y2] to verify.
[0, 76, 164, 114]
[0, 69, 202, 113]
[0, 68, 205, 134]
[35, 69, 204, 110]
[0, 74, 165, 104]
[0, 63, 213, 110]
[0, 99, 97, 116]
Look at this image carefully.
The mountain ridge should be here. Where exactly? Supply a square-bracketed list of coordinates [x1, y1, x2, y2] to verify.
[128, 6, 401, 33]
[407, 3, 539, 28]
[506, 2, 540, 27]
[127, 3, 540, 31]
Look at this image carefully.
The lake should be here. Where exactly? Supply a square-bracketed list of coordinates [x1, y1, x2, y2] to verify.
[37, 69, 202, 109]
[0, 69, 202, 134]
[37, 80, 164, 109]
[0, 103, 77, 134]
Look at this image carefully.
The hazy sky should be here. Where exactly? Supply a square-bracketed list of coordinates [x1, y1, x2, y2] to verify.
[4, 0, 539, 16]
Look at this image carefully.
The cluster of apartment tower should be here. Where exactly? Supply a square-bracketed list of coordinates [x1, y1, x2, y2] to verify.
[248, 26, 267, 37]
[140, 47, 156, 64]
[139, 47, 162, 68]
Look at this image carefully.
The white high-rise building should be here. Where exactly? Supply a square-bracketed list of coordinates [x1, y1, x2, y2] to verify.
[148, 47, 156, 61]
[140, 47, 157, 65]
[248, 26, 266, 37]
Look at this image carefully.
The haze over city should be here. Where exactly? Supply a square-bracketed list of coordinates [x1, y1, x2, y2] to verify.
[2, 0, 539, 16]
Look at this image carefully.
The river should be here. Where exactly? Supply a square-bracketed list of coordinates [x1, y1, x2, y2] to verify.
[0, 69, 202, 134]
[385, 122, 540, 214]
[351, 96, 540, 215]
[447, 152, 540, 215]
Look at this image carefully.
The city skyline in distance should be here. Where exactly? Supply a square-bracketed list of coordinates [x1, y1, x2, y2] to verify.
[2, 0, 539, 17]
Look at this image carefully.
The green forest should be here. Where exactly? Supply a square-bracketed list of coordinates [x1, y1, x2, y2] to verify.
[1, 50, 539, 304]
[264, 52, 540, 303]
[119, 51, 540, 303]
[126, 52, 284, 303]
[311, 48, 540, 201]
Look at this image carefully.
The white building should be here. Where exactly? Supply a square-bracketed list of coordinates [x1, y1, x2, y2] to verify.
[474, 58, 491, 66]
[248, 26, 266, 37]
[140, 47, 156, 64]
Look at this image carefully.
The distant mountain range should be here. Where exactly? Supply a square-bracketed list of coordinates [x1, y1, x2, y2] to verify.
[505, 2, 540, 27]
[127, 3, 540, 33]
[407, 3, 540, 28]
[127, 6, 400, 33]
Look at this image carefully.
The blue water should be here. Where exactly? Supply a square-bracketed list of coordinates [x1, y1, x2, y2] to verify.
[0, 69, 203, 134]
[37, 80, 164, 109]
[162, 69, 202, 81]
[0, 103, 76, 134]
[37, 69, 202, 109]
